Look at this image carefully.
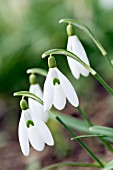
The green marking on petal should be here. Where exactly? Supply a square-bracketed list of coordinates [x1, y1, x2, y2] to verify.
[26, 120, 34, 128]
[53, 78, 60, 85]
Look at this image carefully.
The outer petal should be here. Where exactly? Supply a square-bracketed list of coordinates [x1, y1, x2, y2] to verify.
[43, 69, 54, 112]
[29, 84, 48, 122]
[33, 116, 54, 146]
[56, 68, 79, 107]
[67, 57, 80, 79]
[53, 84, 66, 110]
[28, 125, 45, 151]
[67, 35, 90, 78]
[71, 35, 90, 77]
[18, 111, 29, 156]
[67, 36, 80, 79]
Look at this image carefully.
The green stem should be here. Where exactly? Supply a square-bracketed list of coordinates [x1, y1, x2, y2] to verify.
[41, 162, 101, 170]
[56, 116, 104, 168]
[77, 106, 113, 153]
[105, 56, 113, 70]
[77, 106, 93, 126]
[95, 73, 113, 95]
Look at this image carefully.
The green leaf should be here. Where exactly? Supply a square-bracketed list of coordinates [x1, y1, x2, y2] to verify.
[42, 49, 96, 75]
[71, 134, 104, 140]
[52, 111, 89, 133]
[59, 18, 107, 56]
[103, 160, 113, 170]
[89, 126, 113, 138]
[27, 68, 47, 77]
[41, 162, 101, 170]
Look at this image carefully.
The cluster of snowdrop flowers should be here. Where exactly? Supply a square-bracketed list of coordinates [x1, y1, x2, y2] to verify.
[18, 23, 91, 156]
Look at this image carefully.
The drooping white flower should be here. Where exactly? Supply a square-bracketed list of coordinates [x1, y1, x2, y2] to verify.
[28, 74, 48, 122]
[28, 84, 48, 122]
[18, 109, 54, 156]
[67, 35, 90, 79]
[66, 24, 90, 79]
[43, 57, 79, 112]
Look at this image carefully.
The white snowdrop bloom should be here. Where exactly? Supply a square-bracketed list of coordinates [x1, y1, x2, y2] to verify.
[28, 74, 48, 122]
[66, 24, 90, 79]
[18, 109, 54, 156]
[43, 56, 79, 112]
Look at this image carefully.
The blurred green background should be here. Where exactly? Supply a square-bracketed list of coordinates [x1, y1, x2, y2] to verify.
[0, 0, 113, 169]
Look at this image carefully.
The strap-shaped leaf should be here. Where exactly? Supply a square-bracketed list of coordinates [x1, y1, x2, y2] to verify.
[103, 160, 113, 170]
[41, 162, 101, 170]
[89, 126, 113, 138]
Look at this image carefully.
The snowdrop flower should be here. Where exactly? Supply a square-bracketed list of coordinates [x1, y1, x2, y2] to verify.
[67, 24, 90, 79]
[43, 55, 79, 112]
[28, 74, 48, 122]
[19, 98, 54, 156]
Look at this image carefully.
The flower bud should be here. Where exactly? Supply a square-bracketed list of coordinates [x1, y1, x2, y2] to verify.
[67, 24, 75, 36]
[20, 98, 28, 110]
[48, 55, 56, 68]
[29, 74, 37, 85]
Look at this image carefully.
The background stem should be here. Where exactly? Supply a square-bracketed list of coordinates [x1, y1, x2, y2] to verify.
[77, 106, 113, 153]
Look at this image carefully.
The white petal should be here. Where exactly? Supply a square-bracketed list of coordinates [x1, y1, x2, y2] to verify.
[28, 125, 45, 151]
[67, 36, 80, 79]
[53, 84, 66, 110]
[71, 35, 90, 76]
[43, 69, 54, 112]
[67, 57, 80, 79]
[56, 68, 79, 107]
[29, 84, 48, 122]
[18, 111, 29, 156]
[71, 35, 90, 65]
[23, 109, 32, 122]
[67, 35, 90, 78]
[33, 116, 54, 146]
[29, 84, 43, 99]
